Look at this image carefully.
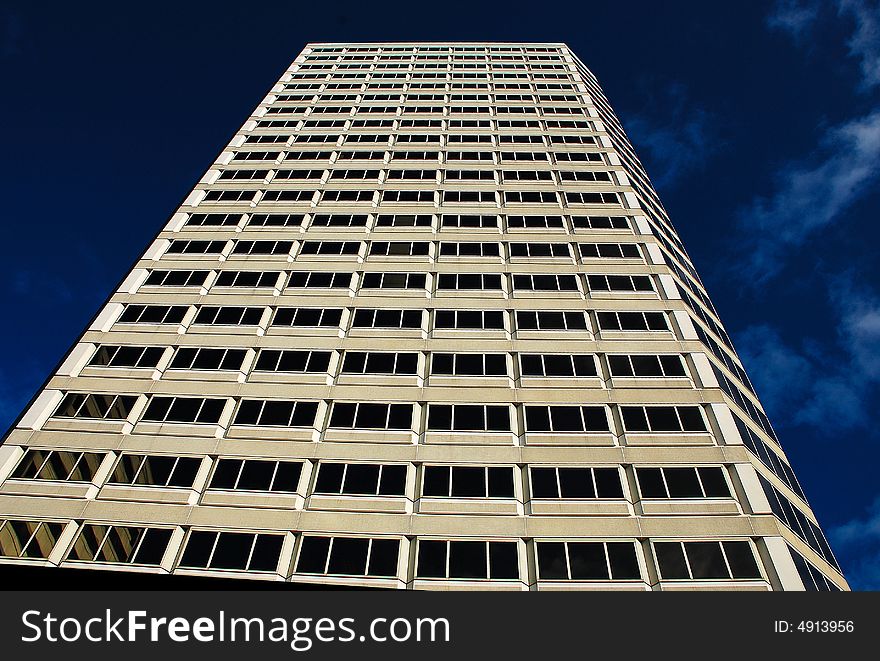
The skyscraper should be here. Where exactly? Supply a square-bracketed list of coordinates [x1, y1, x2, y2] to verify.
[0, 42, 846, 590]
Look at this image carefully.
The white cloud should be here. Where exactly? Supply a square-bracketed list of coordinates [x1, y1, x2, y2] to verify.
[839, 0, 880, 90]
[735, 277, 880, 432]
[620, 83, 719, 190]
[767, 0, 820, 36]
[830, 495, 880, 589]
[735, 109, 880, 282]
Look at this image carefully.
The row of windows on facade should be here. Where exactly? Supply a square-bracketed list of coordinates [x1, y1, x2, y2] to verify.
[8, 448, 736, 503]
[226, 149, 608, 164]
[51, 393, 712, 435]
[142, 269, 656, 298]
[276, 91, 584, 103]
[165, 240, 640, 263]
[263, 105, 589, 118]
[262, 115, 587, 125]
[255, 119, 592, 132]
[183, 212, 631, 231]
[0, 518, 766, 584]
[212, 166, 613, 183]
[116, 305, 671, 333]
[288, 67, 571, 78]
[85, 345, 690, 381]
[197, 189, 622, 207]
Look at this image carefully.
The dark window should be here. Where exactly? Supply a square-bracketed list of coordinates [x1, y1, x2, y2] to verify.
[69, 525, 173, 566]
[519, 354, 596, 377]
[253, 349, 331, 373]
[341, 352, 418, 375]
[108, 454, 201, 488]
[88, 346, 164, 369]
[417, 540, 519, 580]
[620, 406, 707, 433]
[427, 404, 511, 432]
[431, 353, 507, 377]
[233, 400, 318, 427]
[529, 467, 623, 499]
[54, 393, 138, 420]
[423, 466, 515, 498]
[0, 520, 65, 559]
[11, 449, 105, 482]
[296, 536, 400, 577]
[524, 406, 609, 432]
[329, 403, 413, 430]
[313, 463, 407, 496]
[654, 541, 761, 580]
[169, 348, 247, 371]
[208, 459, 302, 492]
[180, 531, 283, 572]
[142, 396, 226, 424]
[536, 541, 640, 580]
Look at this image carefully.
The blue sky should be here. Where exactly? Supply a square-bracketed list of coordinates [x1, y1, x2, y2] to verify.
[1, 0, 878, 588]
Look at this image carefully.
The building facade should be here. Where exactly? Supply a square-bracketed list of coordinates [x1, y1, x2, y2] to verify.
[0, 42, 847, 590]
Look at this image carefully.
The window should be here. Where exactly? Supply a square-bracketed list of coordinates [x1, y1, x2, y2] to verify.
[375, 214, 433, 227]
[442, 190, 495, 203]
[653, 541, 761, 580]
[272, 307, 342, 327]
[253, 349, 331, 373]
[554, 152, 603, 163]
[596, 311, 667, 331]
[169, 347, 247, 371]
[427, 404, 510, 432]
[571, 215, 630, 230]
[519, 354, 596, 377]
[417, 540, 518, 580]
[439, 242, 500, 257]
[185, 213, 240, 227]
[108, 454, 201, 488]
[300, 241, 360, 256]
[287, 272, 351, 288]
[201, 190, 255, 204]
[231, 240, 293, 256]
[0, 519, 64, 559]
[247, 213, 305, 227]
[440, 214, 498, 228]
[179, 531, 283, 572]
[296, 536, 399, 577]
[143, 270, 209, 287]
[11, 449, 105, 482]
[361, 272, 426, 289]
[118, 305, 187, 325]
[564, 192, 620, 205]
[313, 462, 407, 496]
[445, 170, 495, 181]
[512, 274, 579, 291]
[142, 396, 226, 424]
[369, 241, 430, 257]
[233, 400, 318, 427]
[341, 352, 418, 375]
[524, 405, 609, 432]
[621, 406, 707, 432]
[636, 467, 731, 499]
[351, 308, 422, 329]
[536, 541, 640, 580]
[608, 354, 687, 378]
[88, 345, 164, 369]
[437, 273, 502, 290]
[423, 466, 514, 498]
[386, 169, 438, 182]
[558, 170, 610, 181]
[310, 214, 368, 227]
[209, 459, 302, 492]
[193, 306, 264, 326]
[506, 215, 565, 229]
[329, 402, 412, 430]
[504, 191, 557, 204]
[273, 169, 324, 180]
[579, 243, 640, 259]
[431, 353, 507, 376]
[166, 240, 226, 255]
[69, 524, 173, 566]
[213, 271, 279, 289]
[587, 274, 653, 292]
[510, 243, 570, 258]
[515, 310, 587, 331]
[530, 466, 623, 499]
[382, 190, 434, 203]
[320, 190, 375, 204]
[54, 393, 138, 420]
